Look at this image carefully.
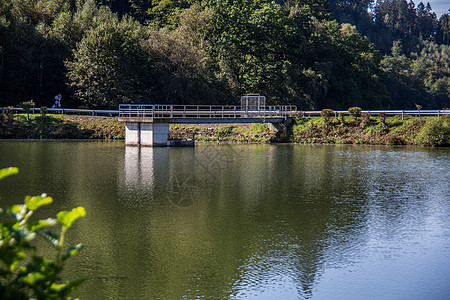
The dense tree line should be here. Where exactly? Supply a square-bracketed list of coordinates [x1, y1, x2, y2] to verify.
[0, 0, 449, 110]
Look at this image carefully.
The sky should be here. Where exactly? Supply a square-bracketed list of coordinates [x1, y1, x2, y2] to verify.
[424, 0, 449, 16]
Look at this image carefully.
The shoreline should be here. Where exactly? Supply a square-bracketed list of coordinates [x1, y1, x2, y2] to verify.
[1, 114, 449, 147]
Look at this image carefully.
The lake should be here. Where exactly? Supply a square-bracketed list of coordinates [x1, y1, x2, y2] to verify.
[0, 140, 449, 299]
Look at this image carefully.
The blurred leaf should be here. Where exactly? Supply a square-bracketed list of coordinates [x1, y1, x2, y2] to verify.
[20, 272, 46, 286]
[62, 244, 84, 261]
[0, 249, 26, 272]
[57, 207, 86, 228]
[39, 230, 60, 248]
[0, 167, 19, 180]
[62, 278, 85, 295]
[49, 283, 66, 292]
[25, 194, 53, 211]
[7, 205, 27, 221]
[30, 218, 57, 231]
[19, 228, 37, 243]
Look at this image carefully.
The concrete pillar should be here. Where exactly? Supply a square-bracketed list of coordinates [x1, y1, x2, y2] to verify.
[268, 118, 293, 132]
[140, 123, 169, 147]
[125, 122, 140, 146]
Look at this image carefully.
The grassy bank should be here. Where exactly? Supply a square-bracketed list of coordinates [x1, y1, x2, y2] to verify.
[171, 115, 450, 147]
[0, 114, 124, 139]
[1, 113, 449, 146]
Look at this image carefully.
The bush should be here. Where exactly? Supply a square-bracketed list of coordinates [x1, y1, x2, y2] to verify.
[320, 109, 334, 126]
[20, 100, 35, 121]
[415, 116, 450, 146]
[348, 107, 362, 121]
[0, 167, 86, 299]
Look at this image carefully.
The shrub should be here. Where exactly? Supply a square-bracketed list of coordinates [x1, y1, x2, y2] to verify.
[415, 116, 450, 146]
[0, 167, 86, 299]
[20, 100, 35, 121]
[348, 107, 362, 121]
[320, 109, 334, 126]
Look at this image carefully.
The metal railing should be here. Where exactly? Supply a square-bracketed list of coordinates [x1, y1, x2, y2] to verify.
[1, 107, 448, 120]
[301, 110, 449, 120]
[0, 107, 119, 117]
[118, 104, 298, 119]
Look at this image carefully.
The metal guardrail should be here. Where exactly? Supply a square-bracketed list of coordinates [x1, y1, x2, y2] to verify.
[118, 104, 298, 119]
[302, 110, 450, 120]
[0, 107, 119, 116]
[1, 107, 448, 120]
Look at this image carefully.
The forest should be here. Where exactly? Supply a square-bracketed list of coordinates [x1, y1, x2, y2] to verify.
[0, 0, 449, 110]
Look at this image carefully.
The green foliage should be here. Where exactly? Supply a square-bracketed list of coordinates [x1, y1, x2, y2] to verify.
[216, 125, 235, 137]
[66, 8, 151, 108]
[0, 114, 124, 139]
[57, 207, 86, 229]
[348, 107, 362, 120]
[437, 14, 450, 45]
[415, 116, 450, 146]
[0, 167, 19, 180]
[0, 167, 86, 299]
[250, 123, 270, 133]
[19, 100, 35, 121]
[147, 0, 195, 28]
[320, 109, 334, 126]
[0, 0, 446, 110]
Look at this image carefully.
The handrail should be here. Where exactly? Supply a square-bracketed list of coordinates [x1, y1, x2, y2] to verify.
[0, 107, 120, 116]
[1, 106, 448, 119]
[302, 109, 450, 119]
[118, 104, 298, 119]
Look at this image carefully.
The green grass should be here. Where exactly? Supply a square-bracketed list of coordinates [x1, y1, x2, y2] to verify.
[0, 114, 124, 139]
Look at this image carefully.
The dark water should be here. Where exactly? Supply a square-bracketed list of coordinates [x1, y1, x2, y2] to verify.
[0, 140, 449, 300]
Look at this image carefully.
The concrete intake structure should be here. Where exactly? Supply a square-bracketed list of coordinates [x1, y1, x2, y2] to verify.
[123, 119, 169, 146]
[118, 101, 298, 147]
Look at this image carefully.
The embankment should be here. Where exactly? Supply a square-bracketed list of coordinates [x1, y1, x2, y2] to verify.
[1, 114, 449, 146]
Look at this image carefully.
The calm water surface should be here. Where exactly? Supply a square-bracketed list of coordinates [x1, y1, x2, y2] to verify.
[0, 141, 449, 299]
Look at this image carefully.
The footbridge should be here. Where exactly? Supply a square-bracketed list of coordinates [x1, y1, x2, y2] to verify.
[118, 99, 297, 146]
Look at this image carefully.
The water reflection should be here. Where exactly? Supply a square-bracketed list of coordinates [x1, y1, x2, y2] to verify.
[113, 144, 450, 299]
[1, 141, 449, 299]
[120, 147, 158, 206]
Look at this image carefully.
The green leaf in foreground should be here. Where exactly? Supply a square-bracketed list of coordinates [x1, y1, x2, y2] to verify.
[30, 218, 58, 231]
[25, 194, 53, 211]
[57, 207, 86, 228]
[62, 244, 84, 261]
[0, 167, 19, 180]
